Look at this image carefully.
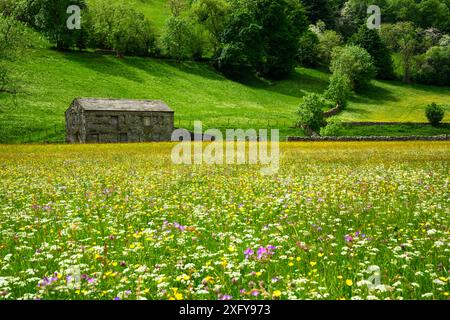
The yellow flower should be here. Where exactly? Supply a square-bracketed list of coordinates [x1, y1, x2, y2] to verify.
[157, 276, 165, 284]
[111, 262, 118, 267]
[318, 253, 324, 258]
[203, 276, 214, 284]
[345, 279, 353, 286]
[129, 244, 136, 249]
[272, 290, 282, 298]
[174, 293, 183, 300]
[337, 275, 343, 280]
[296, 257, 301, 262]
[255, 271, 262, 277]
[228, 246, 236, 252]
[288, 262, 294, 267]
[310, 261, 317, 267]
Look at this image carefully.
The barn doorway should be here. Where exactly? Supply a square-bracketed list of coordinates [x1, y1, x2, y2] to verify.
[119, 133, 128, 143]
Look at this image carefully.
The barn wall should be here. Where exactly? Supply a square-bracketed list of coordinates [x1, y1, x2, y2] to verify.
[65, 102, 86, 143]
[83, 111, 174, 143]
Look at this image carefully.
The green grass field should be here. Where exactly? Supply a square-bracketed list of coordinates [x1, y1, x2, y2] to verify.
[1, 45, 449, 143]
[0, 142, 448, 300]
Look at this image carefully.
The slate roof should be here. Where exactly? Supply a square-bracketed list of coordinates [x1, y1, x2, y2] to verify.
[71, 98, 173, 112]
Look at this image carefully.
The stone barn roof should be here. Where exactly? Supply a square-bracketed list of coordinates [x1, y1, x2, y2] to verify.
[69, 98, 174, 113]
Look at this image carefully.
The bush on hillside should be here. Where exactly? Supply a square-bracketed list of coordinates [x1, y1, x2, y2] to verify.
[350, 26, 394, 79]
[14, 0, 88, 50]
[413, 45, 450, 86]
[191, 0, 231, 50]
[88, 1, 156, 57]
[160, 16, 205, 60]
[330, 45, 376, 90]
[298, 93, 325, 134]
[310, 25, 343, 67]
[214, 0, 308, 79]
[325, 71, 352, 109]
[297, 30, 320, 67]
[0, 15, 25, 92]
[425, 103, 445, 126]
[320, 117, 345, 136]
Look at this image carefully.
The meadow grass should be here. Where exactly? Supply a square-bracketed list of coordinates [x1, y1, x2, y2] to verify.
[0, 46, 449, 143]
[0, 142, 448, 300]
[340, 124, 450, 136]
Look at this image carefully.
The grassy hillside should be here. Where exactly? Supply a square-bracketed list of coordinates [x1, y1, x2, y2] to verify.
[0, 43, 449, 143]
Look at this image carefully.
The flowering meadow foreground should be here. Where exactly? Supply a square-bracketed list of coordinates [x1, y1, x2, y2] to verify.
[0, 142, 449, 300]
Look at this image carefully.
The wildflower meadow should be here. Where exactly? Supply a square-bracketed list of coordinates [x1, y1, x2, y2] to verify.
[0, 142, 448, 300]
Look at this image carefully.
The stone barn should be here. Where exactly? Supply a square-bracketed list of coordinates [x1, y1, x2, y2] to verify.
[65, 98, 174, 143]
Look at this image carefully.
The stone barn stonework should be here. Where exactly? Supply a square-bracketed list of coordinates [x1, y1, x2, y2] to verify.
[66, 98, 174, 143]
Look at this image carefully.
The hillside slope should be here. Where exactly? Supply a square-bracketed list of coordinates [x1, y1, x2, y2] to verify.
[0, 45, 449, 143]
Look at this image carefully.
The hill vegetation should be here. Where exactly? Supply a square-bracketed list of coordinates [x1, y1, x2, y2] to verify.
[0, 0, 449, 143]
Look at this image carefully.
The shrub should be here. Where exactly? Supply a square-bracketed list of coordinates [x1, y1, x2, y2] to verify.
[298, 93, 325, 134]
[191, 0, 231, 50]
[413, 45, 450, 86]
[311, 27, 343, 66]
[297, 30, 319, 67]
[380, 22, 420, 83]
[350, 26, 394, 79]
[88, 1, 156, 57]
[330, 45, 376, 90]
[439, 35, 450, 47]
[320, 118, 345, 136]
[425, 103, 445, 126]
[160, 16, 205, 60]
[214, 0, 308, 79]
[0, 15, 25, 92]
[17, 0, 88, 50]
[325, 72, 352, 109]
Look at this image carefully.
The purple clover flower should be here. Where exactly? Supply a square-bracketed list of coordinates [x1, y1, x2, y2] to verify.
[257, 247, 268, 259]
[244, 248, 254, 259]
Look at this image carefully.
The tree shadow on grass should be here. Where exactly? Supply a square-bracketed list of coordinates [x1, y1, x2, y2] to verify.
[382, 78, 450, 93]
[120, 57, 329, 99]
[217, 69, 329, 99]
[119, 58, 226, 82]
[343, 106, 371, 116]
[349, 82, 399, 105]
[60, 51, 330, 100]
[60, 51, 145, 83]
